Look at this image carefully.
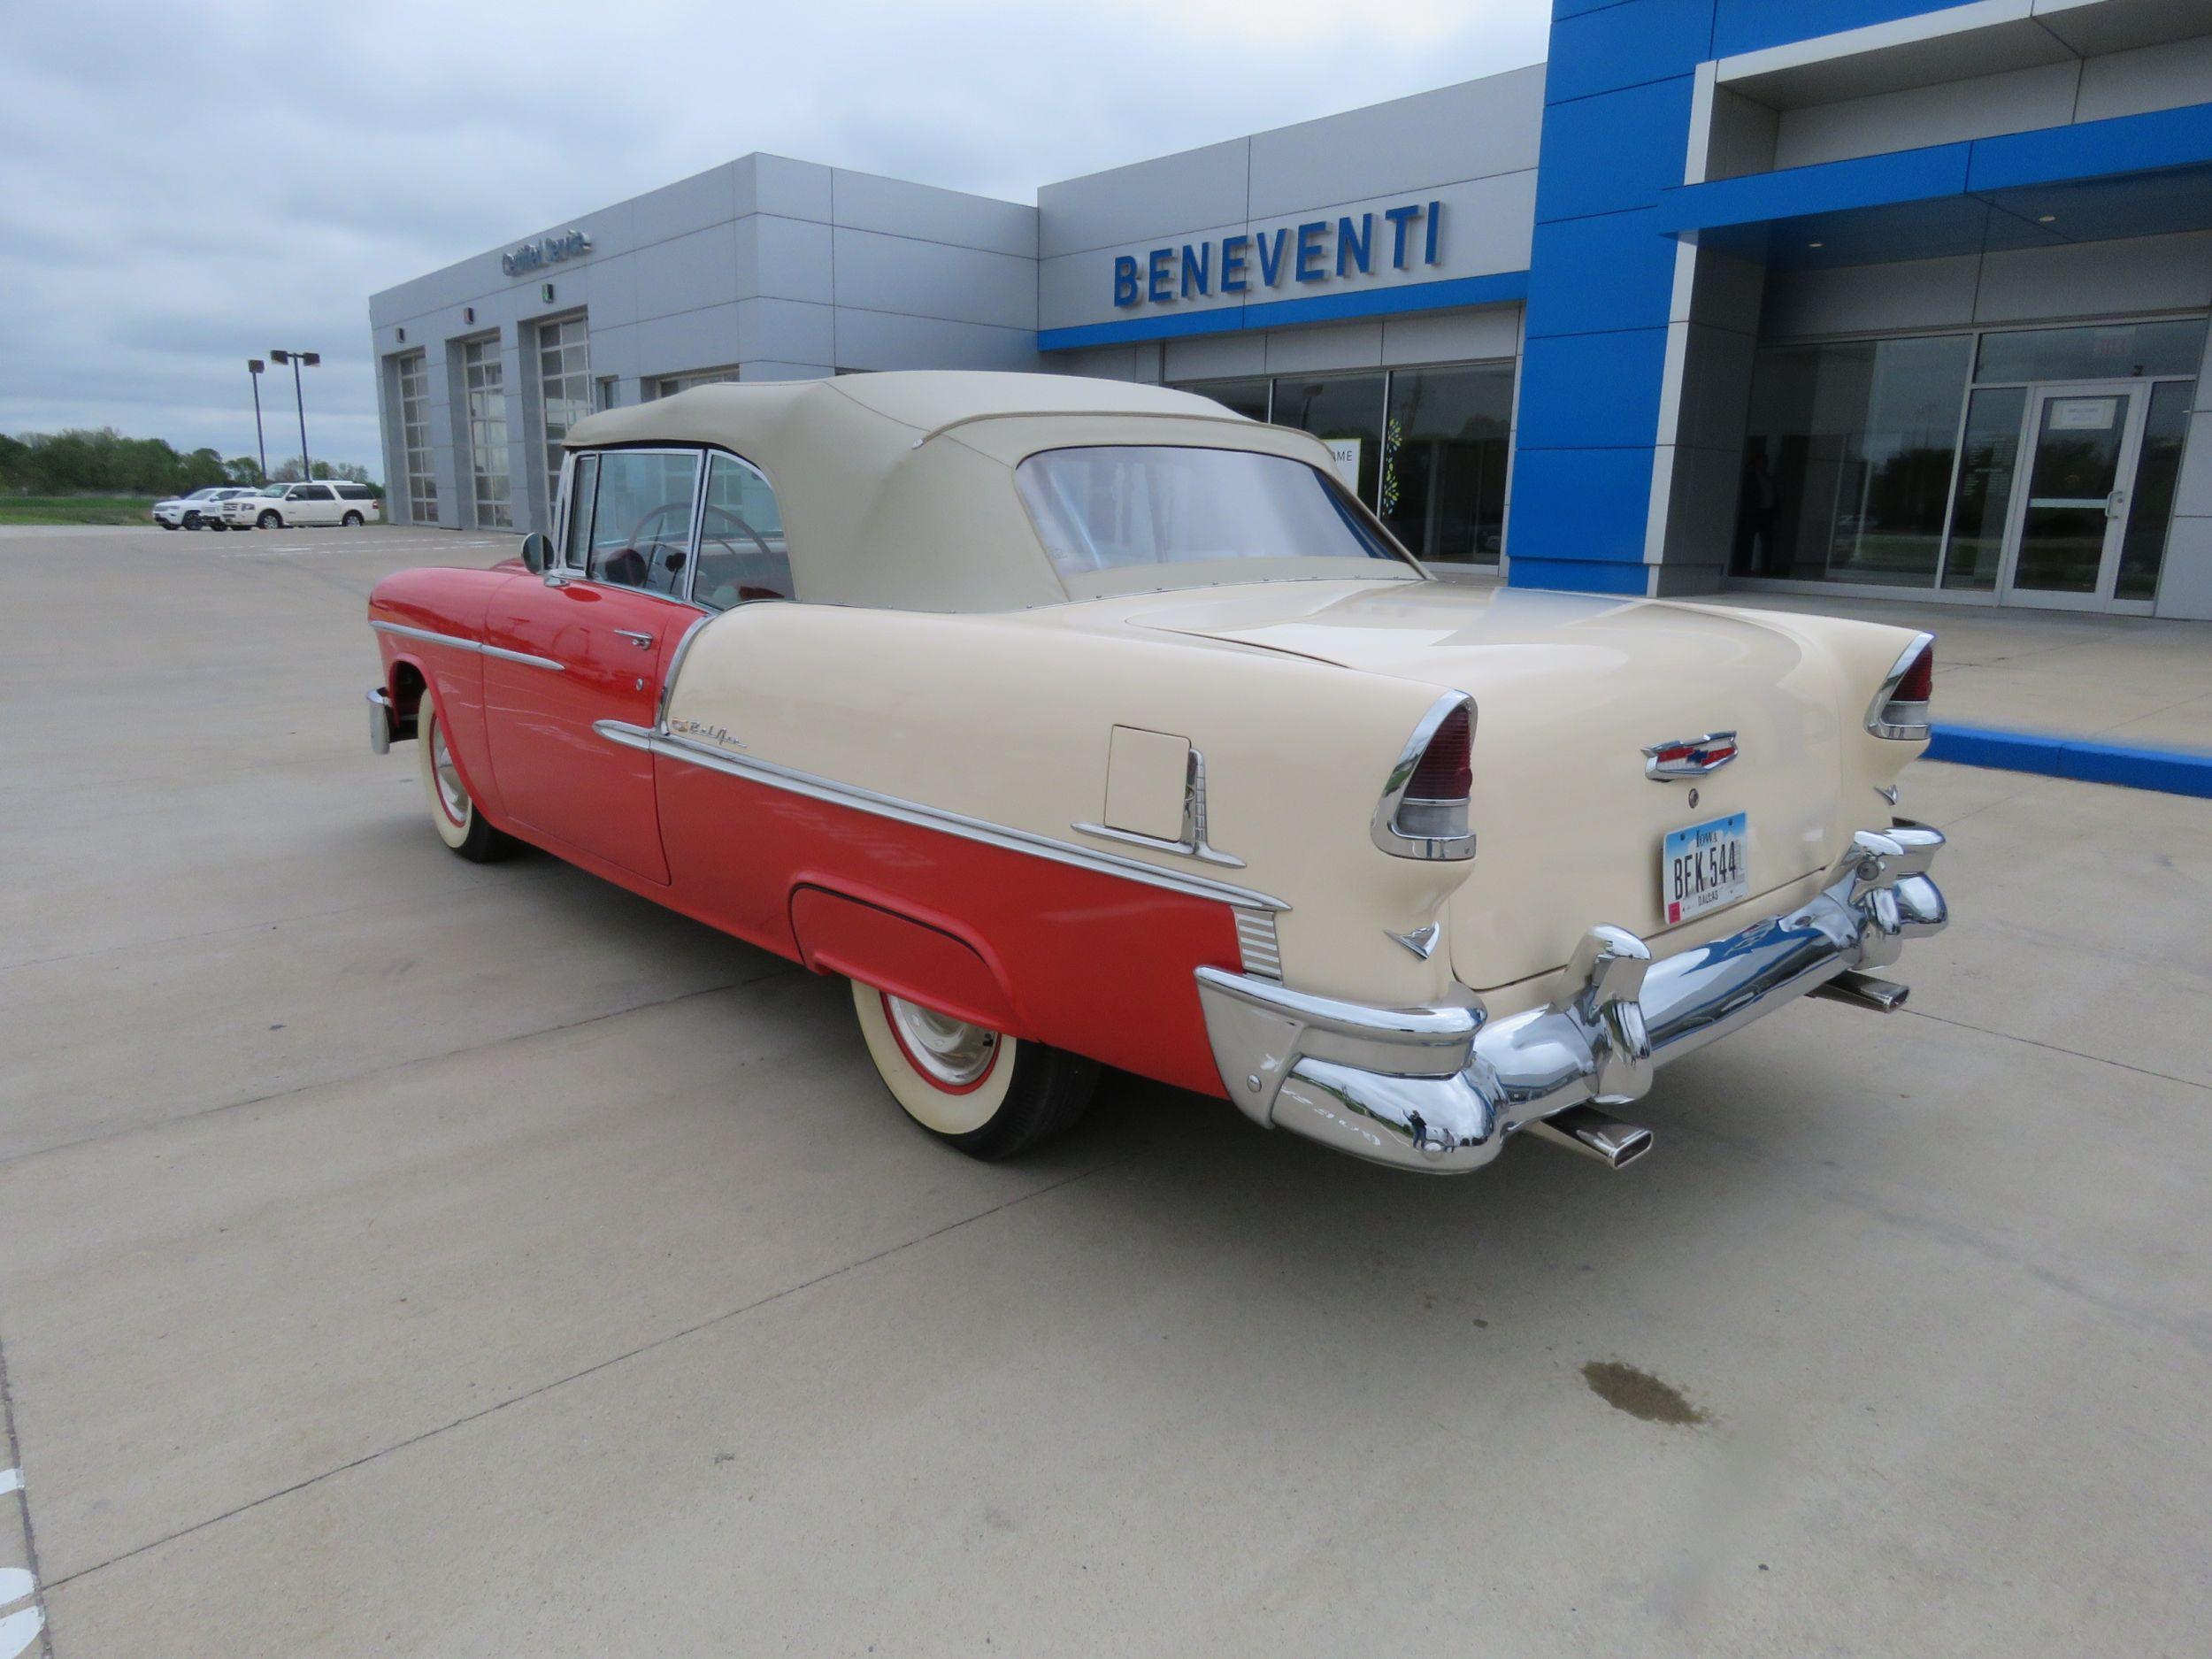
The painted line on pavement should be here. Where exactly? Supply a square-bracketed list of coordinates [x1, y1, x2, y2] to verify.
[0, 1471, 16, 1497]
[1927, 724, 2212, 799]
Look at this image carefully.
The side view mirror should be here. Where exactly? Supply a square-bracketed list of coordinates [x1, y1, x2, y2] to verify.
[520, 532, 552, 574]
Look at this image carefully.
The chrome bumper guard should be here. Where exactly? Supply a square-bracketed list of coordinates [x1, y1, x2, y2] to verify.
[366, 687, 413, 754]
[1196, 822, 1947, 1174]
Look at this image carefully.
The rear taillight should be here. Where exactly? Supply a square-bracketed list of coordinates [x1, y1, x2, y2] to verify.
[1867, 634, 1934, 740]
[1373, 695, 1477, 860]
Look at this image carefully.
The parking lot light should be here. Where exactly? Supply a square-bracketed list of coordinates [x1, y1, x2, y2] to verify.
[245, 358, 268, 482]
[269, 349, 322, 480]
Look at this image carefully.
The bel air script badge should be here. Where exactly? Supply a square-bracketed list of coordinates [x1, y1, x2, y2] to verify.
[1643, 732, 1738, 780]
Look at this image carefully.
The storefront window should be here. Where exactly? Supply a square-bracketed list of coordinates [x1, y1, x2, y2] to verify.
[1382, 365, 1512, 564]
[1184, 378, 1269, 422]
[1273, 373, 1385, 507]
[1976, 319, 2208, 384]
[1939, 387, 2024, 591]
[1733, 334, 1970, 588]
[538, 314, 590, 519]
[2117, 380, 2195, 601]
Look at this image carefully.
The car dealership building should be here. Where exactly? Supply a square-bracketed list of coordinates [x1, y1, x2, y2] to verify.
[370, 0, 2212, 618]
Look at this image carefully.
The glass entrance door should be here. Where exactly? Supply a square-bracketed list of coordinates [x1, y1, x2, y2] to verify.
[1998, 381, 2148, 610]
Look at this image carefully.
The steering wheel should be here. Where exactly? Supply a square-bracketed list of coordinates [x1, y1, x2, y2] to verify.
[603, 500, 694, 591]
[695, 502, 787, 604]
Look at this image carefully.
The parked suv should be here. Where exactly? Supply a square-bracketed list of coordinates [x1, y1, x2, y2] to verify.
[153, 487, 257, 530]
[221, 481, 384, 530]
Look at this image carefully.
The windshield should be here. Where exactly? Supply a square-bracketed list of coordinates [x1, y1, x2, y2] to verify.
[188, 488, 221, 499]
[1015, 446, 1411, 579]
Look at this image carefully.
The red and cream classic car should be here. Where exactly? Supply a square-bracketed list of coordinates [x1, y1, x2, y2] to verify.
[366, 372, 1947, 1175]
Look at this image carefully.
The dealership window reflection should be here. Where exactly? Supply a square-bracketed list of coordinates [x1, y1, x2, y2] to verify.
[1178, 362, 1515, 567]
[1382, 365, 1511, 562]
[1734, 334, 1970, 588]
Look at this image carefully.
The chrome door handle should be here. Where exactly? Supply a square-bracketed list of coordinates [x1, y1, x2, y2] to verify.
[613, 629, 655, 648]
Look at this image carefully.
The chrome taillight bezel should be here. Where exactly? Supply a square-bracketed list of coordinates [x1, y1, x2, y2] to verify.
[1866, 633, 1936, 741]
[1371, 692, 1477, 861]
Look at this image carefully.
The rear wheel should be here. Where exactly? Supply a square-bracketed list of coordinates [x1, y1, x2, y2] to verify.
[418, 700, 517, 863]
[257, 510, 280, 529]
[342, 510, 364, 527]
[851, 980, 1098, 1159]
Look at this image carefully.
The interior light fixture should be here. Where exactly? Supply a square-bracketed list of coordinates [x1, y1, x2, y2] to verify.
[2037, 214, 2057, 224]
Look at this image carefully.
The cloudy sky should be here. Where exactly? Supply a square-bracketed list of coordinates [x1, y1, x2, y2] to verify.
[1, 0, 1548, 475]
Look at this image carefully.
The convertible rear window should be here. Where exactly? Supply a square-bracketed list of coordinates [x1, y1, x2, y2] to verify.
[1015, 446, 1410, 578]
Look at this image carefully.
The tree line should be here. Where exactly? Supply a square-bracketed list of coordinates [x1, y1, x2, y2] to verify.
[0, 427, 380, 496]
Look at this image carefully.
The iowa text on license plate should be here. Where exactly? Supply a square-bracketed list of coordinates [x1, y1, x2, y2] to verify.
[1663, 811, 1747, 925]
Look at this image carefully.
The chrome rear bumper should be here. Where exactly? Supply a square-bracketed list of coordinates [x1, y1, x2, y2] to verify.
[1196, 821, 1947, 1174]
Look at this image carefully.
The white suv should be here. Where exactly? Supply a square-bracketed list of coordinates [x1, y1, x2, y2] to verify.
[221, 481, 385, 530]
[153, 487, 257, 530]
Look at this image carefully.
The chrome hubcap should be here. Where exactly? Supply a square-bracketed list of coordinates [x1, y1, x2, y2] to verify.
[432, 723, 468, 824]
[883, 995, 997, 1088]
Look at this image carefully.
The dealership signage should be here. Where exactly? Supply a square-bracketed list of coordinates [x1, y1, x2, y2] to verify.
[1112, 200, 1442, 309]
[503, 227, 593, 277]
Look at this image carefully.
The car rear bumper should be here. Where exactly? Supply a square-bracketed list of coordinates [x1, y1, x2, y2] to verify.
[1195, 821, 1948, 1174]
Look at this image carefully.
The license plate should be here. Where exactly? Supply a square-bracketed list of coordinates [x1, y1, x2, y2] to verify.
[1662, 812, 1747, 926]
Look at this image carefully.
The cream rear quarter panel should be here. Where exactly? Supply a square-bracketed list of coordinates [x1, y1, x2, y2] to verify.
[664, 603, 1480, 1010]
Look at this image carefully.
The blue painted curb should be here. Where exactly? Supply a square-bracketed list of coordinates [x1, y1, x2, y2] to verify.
[1926, 724, 2212, 799]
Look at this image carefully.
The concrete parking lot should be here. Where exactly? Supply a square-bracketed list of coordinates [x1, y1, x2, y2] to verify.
[4, 522, 2208, 1656]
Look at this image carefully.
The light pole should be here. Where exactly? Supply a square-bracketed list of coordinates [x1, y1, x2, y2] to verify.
[245, 358, 269, 481]
[268, 349, 320, 479]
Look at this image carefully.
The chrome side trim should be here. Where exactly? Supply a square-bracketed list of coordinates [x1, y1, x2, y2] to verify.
[596, 719, 1293, 913]
[656, 612, 712, 730]
[1866, 632, 1935, 741]
[1370, 691, 1478, 862]
[370, 618, 565, 673]
[1072, 746, 1245, 868]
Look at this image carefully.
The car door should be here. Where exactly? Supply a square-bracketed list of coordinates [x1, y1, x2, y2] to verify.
[479, 447, 705, 883]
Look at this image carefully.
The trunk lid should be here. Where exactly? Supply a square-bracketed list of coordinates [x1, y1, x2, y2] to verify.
[1114, 580, 1850, 991]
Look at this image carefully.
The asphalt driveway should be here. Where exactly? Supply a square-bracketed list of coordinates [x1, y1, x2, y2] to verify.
[3, 524, 2208, 1656]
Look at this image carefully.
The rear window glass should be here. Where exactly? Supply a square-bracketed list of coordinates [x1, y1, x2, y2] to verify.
[1014, 445, 1408, 578]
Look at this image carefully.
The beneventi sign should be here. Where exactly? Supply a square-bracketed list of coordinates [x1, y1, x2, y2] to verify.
[1113, 200, 1442, 309]
[503, 227, 593, 277]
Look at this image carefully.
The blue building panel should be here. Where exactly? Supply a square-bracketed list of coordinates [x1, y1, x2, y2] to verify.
[1515, 329, 1672, 450]
[1544, 0, 1715, 105]
[1523, 208, 1677, 338]
[1709, 0, 1960, 58]
[1533, 74, 1700, 224]
[1655, 143, 1973, 234]
[1967, 101, 2212, 194]
[1508, 447, 1660, 569]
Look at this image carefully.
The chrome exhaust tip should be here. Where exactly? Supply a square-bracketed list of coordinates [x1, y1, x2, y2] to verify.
[1525, 1105, 1654, 1170]
[1810, 969, 1910, 1013]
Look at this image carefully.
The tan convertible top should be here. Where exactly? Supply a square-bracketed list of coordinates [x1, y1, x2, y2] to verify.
[562, 371, 1378, 611]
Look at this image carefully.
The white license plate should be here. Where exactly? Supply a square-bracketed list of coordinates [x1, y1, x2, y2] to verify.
[1662, 811, 1747, 926]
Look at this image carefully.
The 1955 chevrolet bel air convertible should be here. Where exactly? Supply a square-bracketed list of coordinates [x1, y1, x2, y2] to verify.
[366, 372, 1947, 1174]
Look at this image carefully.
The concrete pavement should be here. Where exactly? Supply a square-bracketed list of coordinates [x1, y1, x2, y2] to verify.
[3, 524, 2208, 1656]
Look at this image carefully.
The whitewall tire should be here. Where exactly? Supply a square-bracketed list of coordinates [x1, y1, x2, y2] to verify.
[417, 700, 516, 863]
[851, 980, 1099, 1159]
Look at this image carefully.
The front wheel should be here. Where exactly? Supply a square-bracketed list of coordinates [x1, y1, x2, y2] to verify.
[257, 511, 280, 529]
[418, 700, 517, 863]
[851, 982, 1098, 1160]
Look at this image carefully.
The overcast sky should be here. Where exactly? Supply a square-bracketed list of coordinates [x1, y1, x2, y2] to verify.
[1, 0, 1548, 475]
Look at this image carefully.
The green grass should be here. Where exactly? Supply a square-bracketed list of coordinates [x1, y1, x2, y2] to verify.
[0, 495, 160, 526]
